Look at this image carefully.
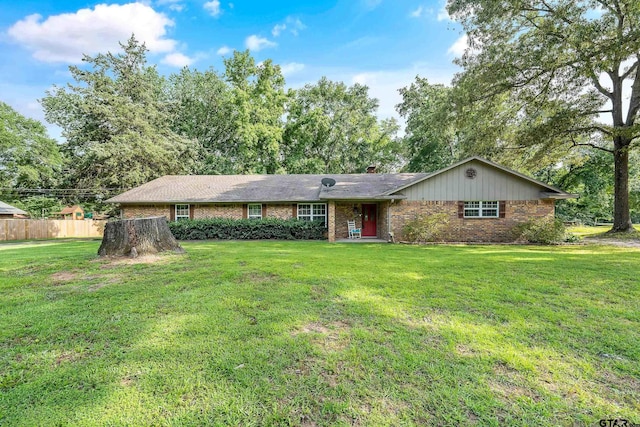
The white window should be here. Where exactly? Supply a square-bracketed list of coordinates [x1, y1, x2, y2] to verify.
[297, 203, 327, 225]
[464, 201, 499, 218]
[175, 204, 190, 221]
[248, 203, 262, 219]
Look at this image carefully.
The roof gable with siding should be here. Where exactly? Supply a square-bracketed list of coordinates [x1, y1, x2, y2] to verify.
[392, 158, 566, 201]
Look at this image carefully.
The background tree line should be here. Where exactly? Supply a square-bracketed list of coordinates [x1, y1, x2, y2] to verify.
[2, 0, 640, 230]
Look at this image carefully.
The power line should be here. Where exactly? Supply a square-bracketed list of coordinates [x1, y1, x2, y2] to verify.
[0, 187, 129, 198]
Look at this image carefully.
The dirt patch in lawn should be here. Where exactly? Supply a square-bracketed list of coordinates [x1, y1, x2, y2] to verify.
[120, 373, 141, 387]
[88, 276, 121, 292]
[94, 254, 170, 266]
[237, 271, 279, 284]
[294, 321, 350, 336]
[293, 321, 351, 352]
[489, 362, 541, 401]
[50, 271, 78, 285]
[55, 351, 83, 366]
[455, 344, 479, 357]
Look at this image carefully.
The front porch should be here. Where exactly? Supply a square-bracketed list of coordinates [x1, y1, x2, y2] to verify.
[335, 237, 389, 243]
[328, 201, 390, 242]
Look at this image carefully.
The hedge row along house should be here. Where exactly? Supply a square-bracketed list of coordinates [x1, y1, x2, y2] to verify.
[107, 157, 576, 242]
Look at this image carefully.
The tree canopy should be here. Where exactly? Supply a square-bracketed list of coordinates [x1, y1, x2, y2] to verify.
[41, 36, 195, 191]
[447, 0, 640, 231]
[0, 101, 62, 191]
[284, 77, 399, 174]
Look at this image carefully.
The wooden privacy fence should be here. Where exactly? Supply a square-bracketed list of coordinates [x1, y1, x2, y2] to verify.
[0, 219, 106, 241]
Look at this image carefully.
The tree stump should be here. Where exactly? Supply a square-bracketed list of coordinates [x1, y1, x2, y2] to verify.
[98, 216, 185, 257]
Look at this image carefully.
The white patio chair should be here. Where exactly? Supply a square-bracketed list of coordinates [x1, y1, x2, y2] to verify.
[348, 220, 362, 239]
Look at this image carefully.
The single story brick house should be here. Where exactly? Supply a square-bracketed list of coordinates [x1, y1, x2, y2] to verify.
[106, 157, 576, 242]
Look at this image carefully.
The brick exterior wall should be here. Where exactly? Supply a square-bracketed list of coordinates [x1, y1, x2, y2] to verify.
[122, 199, 553, 243]
[194, 204, 243, 219]
[122, 205, 171, 219]
[265, 204, 294, 220]
[377, 201, 389, 240]
[390, 199, 555, 243]
[122, 203, 294, 221]
[328, 202, 336, 242]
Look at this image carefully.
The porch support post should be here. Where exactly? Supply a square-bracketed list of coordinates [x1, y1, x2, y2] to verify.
[328, 201, 336, 242]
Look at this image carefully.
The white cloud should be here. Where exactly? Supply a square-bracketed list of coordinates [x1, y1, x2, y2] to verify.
[447, 34, 468, 57]
[272, 23, 286, 37]
[245, 35, 277, 51]
[345, 65, 454, 123]
[216, 45, 232, 55]
[287, 17, 306, 36]
[157, 0, 184, 11]
[162, 52, 193, 67]
[437, 1, 451, 21]
[361, 0, 382, 10]
[8, 3, 176, 63]
[203, 0, 221, 17]
[280, 62, 305, 76]
[272, 17, 306, 37]
[410, 6, 423, 18]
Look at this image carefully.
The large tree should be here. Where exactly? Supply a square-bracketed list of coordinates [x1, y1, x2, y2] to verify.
[284, 77, 400, 173]
[397, 77, 541, 173]
[0, 102, 62, 190]
[449, 0, 640, 232]
[42, 36, 195, 191]
[168, 68, 236, 174]
[397, 78, 457, 172]
[223, 51, 289, 174]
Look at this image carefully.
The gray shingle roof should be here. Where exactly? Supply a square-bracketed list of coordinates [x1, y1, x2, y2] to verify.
[0, 200, 27, 215]
[106, 173, 428, 204]
[106, 157, 576, 205]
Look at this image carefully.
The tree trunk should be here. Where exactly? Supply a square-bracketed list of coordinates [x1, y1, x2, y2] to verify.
[611, 141, 634, 232]
[98, 216, 185, 257]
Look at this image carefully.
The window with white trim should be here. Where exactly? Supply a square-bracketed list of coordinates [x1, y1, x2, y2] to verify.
[248, 203, 262, 219]
[464, 201, 499, 218]
[297, 203, 327, 225]
[175, 204, 190, 221]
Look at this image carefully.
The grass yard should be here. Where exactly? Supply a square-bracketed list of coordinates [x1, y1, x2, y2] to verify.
[568, 224, 640, 239]
[0, 240, 639, 426]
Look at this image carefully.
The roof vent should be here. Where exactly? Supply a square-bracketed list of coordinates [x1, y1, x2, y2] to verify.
[321, 178, 336, 187]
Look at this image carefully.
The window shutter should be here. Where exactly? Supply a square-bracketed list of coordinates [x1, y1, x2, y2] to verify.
[292, 204, 297, 218]
[242, 204, 248, 219]
[189, 205, 195, 220]
[262, 204, 267, 218]
[499, 201, 506, 218]
[170, 205, 175, 221]
[457, 201, 464, 219]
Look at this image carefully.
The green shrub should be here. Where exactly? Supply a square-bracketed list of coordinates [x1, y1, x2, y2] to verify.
[168, 217, 326, 240]
[564, 233, 582, 243]
[402, 213, 450, 243]
[513, 217, 567, 244]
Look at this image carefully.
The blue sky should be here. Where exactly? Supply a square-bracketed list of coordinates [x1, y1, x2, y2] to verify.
[0, 0, 466, 138]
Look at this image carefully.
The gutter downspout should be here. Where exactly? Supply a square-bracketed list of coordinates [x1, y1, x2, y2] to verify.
[388, 199, 394, 243]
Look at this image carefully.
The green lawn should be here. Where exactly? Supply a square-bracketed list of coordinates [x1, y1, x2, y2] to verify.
[1, 240, 639, 426]
[568, 224, 640, 239]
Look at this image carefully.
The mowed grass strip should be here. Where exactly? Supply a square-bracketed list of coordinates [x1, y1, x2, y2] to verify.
[0, 240, 638, 426]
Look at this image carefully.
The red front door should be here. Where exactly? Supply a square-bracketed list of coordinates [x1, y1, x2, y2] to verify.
[362, 204, 377, 237]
